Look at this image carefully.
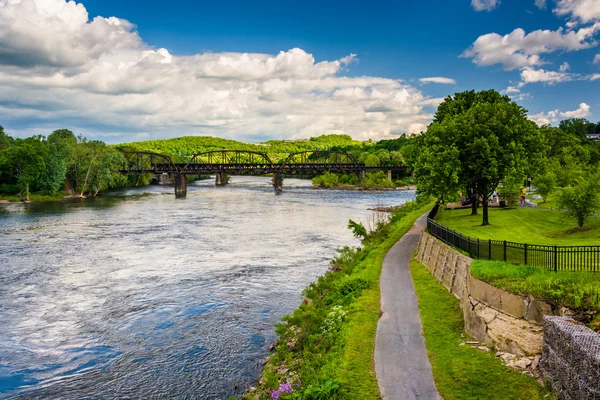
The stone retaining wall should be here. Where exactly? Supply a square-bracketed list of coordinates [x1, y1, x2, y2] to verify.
[416, 232, 562, 356]
[541, 316, 600, 400]
[416, 231, 600, 398]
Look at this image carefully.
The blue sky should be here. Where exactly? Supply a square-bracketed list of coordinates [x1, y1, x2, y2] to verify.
[0, 0, 598, 142]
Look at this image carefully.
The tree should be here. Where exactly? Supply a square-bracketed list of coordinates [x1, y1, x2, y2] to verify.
[413, 143, 461, 204]
[416, 89, 544, 225]
[359, 153, 381, 166]
[497, 172, 523, 207]
[555, 174, 600, 229]
[0, 125, 12, 150]
[2, 137, 46, 200]
[534, 170, 557, 203]
[38, 130, 76, 194]
[559, 118, 592, 141]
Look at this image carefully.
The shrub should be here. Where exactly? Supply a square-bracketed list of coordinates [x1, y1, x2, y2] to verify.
[337, 277, 369, 297]
[555, 174, 600, 228]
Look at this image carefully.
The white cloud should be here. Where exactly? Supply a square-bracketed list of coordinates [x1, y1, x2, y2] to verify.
[505, 85, 521, 93]
[519, 67, 574, 85]
[554, 0, 600, 24]
[535, 0, 547, 10]
[560, 102, 591, 117]
[461, 24, 600, 70]
[529, 102, 591, 125]
[0, 0, 437, 141]
[590, 73, 600, 80]
[418, 77, 457, 84]
[529, 109, 559, 125]
[594, 53, 600, 63]
[471, 0, 500, 12]
[559, 61, 570, 71]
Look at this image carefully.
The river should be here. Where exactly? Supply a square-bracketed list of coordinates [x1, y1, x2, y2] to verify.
[0, 176, 415, 399]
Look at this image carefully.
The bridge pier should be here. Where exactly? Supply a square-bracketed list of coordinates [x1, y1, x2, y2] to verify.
[215, 172, 228, 186]
[174, 173, 187, 198]
[357, 170, 365, 183]
[272, 172, 283, 191]
[387, 169, 392, 181]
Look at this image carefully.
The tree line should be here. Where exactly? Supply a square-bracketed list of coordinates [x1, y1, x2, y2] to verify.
[411, 89, 600, 227]
[0, 127, 130, 201]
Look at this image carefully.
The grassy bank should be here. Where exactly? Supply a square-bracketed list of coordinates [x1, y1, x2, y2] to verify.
[410, 258, 552, 399]
[471, 260, 600, 330]
[436, 207, 600, 246]
[0, 192, 67, 203]
[242, 200, 433, 400]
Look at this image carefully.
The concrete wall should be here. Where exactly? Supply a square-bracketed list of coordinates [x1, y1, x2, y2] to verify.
[415, 232, 563, 356]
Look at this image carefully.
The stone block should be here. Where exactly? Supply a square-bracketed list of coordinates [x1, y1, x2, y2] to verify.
[468, 276, 527, 320]
[462, 297, 490, 345]
[441, 252, 457, 291]
[525, 298, 555, 324]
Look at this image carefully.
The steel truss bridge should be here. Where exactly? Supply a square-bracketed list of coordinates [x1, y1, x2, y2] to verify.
[120, 150, 407, 197]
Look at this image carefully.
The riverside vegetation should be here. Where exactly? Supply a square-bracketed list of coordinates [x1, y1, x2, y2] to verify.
[240, 198, 434, 400]
[0, 129, 415, 201]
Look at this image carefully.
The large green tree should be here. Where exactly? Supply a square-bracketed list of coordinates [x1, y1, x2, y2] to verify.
[416, 90, 544, 225]
[38, 129, 77, 194]
[1, 137, 47, 200]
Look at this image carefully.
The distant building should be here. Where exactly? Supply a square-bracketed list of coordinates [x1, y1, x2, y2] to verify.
[587, 133, 600, 141]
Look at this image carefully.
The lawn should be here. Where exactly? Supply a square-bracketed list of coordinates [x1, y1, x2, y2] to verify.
[471, 260, 600, 323]
[436, 206, 600, 246]
[410, 258, 553, 400]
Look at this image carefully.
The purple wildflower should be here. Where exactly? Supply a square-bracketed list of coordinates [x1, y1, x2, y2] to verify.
[271, 381, 294, 399]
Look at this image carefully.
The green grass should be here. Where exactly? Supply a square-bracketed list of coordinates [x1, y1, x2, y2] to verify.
[0, 192, 67, 202]
[436, 207, 600, 246]
[471, 260, 600, 314]
[337, 203, 433, 398]
[410, 258, 553, 399]
[243, 201, 433, 400]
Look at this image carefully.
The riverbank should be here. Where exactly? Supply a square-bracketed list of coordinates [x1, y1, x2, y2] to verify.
[0, 192, 69, 204]
[242, 198, 433, 400]
[311, 184, 416, 192]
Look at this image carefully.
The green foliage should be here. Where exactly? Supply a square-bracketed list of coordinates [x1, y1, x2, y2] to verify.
[0, 127, 133, 201]
[337, 277, 369, 298]
[301, 380, 340, 400]
[0, 136, 47, 200]
[361, 171, 394, 188]
[0, 125, 12, 150]
[416, 89, 545, 225]
[312, 171, 394, 189]
[534, 170, 557, 203]
[497, 173, 523, 208]
[555, 173, 600, 228]
[411, 259, 551, 399]
[471, 260, 600, 312]
[347, 219, 368, 240]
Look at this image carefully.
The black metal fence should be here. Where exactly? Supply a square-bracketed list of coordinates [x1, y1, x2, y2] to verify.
[426, 204, 600, 272]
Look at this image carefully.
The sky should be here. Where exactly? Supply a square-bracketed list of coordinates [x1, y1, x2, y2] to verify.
[0, 0, 599, 143]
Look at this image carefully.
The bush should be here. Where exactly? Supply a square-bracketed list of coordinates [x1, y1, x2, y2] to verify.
[337, 277, 369, 297]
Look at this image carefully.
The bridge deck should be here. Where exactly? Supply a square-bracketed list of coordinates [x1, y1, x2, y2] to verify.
[121, 163, 408, 175]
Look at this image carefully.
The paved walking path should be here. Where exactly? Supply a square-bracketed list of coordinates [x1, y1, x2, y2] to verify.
[375, 214, 441, 400]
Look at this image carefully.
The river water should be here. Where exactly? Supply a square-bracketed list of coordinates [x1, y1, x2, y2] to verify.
[0, 176, 415, 399]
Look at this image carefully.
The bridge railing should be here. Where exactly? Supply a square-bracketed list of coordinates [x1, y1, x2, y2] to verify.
[426, 203, 600, 272]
